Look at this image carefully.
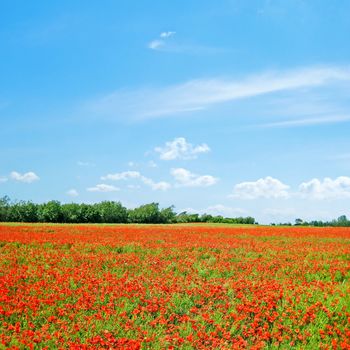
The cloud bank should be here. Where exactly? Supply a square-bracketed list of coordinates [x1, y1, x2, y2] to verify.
[230, 176, 350, 200]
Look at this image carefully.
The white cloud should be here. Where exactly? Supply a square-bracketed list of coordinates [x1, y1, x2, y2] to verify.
[148, 31, 221, 54]
[126, 161, 157, 168]
[155, 137, 210, 160]
[160, 31, 176, 38]
[84, 65, 350, 121]
[10, 171, 40, 183]
[87, 184, 120, 192]
[171, 168, 218, 187]
[148, 40, 164, 50]
[299, 176, 350, 199]
[148, 31, 176, 50]
[230, 176, 290, 199]
[101, 171, 170, 191]
[228, 176, 350, 200]
[101, 171, 141, 181]
[67, 189, 79, 197]
[141, 177, 171, 191]
[0, 176, 8, 183]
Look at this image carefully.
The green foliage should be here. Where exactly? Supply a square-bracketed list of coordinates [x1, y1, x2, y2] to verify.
[94, 201, 128, 223]
[2, 195, 349, 227]
[128, 203, 176, 224]
[1, 198, 39, 223]
[0, 197, 256, 225]
[0, 196, 10, 221]
[37, 201, 63, 223]
[291, 215, 350, 227]
[160, 205, 177, 223]
[175, 211, 256, 225]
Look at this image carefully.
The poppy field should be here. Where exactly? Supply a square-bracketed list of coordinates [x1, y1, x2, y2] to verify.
[0, 224, 349, 349]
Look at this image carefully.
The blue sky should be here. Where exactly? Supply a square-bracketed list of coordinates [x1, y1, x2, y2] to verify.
[1, 0, 350, 223]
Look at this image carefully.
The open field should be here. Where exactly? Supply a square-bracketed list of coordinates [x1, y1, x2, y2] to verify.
[1, 224, 350, 349]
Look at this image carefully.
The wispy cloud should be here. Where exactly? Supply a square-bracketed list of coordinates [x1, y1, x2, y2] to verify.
[102, 171, 140, 181]
[148, 31, 176, 51]
[87, 184, 120, 192]
[155, 137, 210, 160]
[84, 65, 350, 121]
[0, 176, 8, 183]
[10, 171, 40, 183]
[160, 31, 176, 38]
[261, 114, 350, 128]
[101, 171, 170, 191]
[147, 31, 222, 54]
[148, 39, 164, 50]
[66, 189, 79, 197]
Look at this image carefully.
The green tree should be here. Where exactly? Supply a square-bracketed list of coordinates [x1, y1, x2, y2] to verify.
[128, 203, 162, 224]
[61, 203, 82, 223]
[295, 218, 303, 226]
[37, 201, 63, 223]
[0, 196, 10, 221]
[95, 201, 128, 223]
[159, 206, 176, 223]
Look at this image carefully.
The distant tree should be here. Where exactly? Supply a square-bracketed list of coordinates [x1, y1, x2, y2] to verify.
[200, 214, 214, 222]
[95, 201, 128, 223]
[128, 203, 162, 224]
[0, 196, 10, 221]
[0, 197, 260, 225]
[61, 203, 83, 223]
[295, 218, 303, 226]
[244, 216, 256, 225]
[84, 204, 101, 223]
[37, 201, 63, 223]
[335, 215, 350, 227]
[19, 201, 38, 222]
[211, 215, 224, 223]
[159, 206, 176, 223]
[175, 211, 191, 223]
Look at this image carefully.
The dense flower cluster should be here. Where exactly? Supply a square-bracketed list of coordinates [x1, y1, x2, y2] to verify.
[0, 224, 349, 349]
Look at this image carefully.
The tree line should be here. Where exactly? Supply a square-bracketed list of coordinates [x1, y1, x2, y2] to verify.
[272, 215, 350, 227]
[0, 196, 256, 225]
